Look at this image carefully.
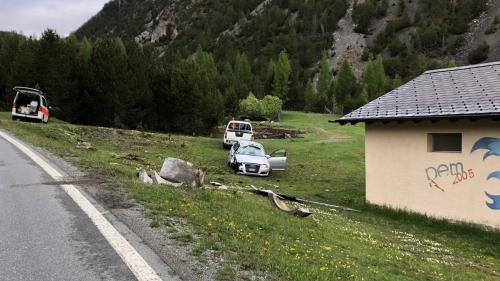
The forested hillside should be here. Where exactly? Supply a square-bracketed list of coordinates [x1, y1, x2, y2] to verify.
[77, 0, 350, 110]
[1, 0, 499, 134]
[76, 0, 500, 110]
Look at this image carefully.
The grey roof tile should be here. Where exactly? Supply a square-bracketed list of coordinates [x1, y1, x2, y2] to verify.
[339, 61, 500, 124]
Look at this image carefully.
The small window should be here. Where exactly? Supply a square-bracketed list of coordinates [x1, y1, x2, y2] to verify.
[428, 133, 462, 152]
[227, 122, 252, 132]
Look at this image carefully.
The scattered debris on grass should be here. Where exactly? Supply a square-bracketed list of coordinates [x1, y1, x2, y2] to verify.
[138, 168, 153, 184]
[150, 170, 184, 187]
[113, 153, 148, 165]
[268, 192, 313, 217]
[76, 141, 92, 149]
[150, 170, 168, 185]
[159, 157, 205, 187]
[251, 185, 360, 212]
[253, 127, 302, 139]
[209, 181, 228, 190]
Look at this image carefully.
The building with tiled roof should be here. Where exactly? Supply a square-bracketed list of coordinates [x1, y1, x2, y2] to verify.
[338, 62, 500, 229]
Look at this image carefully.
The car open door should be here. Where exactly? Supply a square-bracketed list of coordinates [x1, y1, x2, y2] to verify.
[268, 149, 287, 171]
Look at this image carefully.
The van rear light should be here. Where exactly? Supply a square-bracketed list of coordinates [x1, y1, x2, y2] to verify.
[224, 132, 227, 139]
[12, 101, 16, 109]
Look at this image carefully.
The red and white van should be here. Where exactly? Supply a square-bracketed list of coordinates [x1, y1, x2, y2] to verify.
[11, 87, 50, 123]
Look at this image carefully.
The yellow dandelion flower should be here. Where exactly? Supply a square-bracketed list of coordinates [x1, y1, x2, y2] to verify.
[321, 246, 333, 251]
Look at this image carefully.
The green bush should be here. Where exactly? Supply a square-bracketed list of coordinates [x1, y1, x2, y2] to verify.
[468, 41, 490, 64]
[239, 93, 282, 119]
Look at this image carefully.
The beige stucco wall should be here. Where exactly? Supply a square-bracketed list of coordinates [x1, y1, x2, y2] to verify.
[365, 119, 500, 229]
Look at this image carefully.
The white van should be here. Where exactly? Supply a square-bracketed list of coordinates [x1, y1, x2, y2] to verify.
[223, 121, 253, 149]
[11, 87, 50, 123]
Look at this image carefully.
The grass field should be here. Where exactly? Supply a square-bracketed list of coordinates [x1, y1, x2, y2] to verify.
[1, 111, 499, 280]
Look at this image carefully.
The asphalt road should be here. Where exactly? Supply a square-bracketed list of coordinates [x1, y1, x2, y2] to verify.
[0, 136, 137, 281]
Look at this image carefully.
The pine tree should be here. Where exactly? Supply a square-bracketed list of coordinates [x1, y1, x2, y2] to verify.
[35, 29, 72, 107]
[304, 79, 314, 112]
[317, 52, 333, 102]
[416, 53, 428, 74]
[89, 37, 130, 127]
[392, 74, 403, 89]
[234, 52, 253, 100]
[334, 59, 358, 113]
[271, 50, 292, 102]
[362, 56, 387, 101]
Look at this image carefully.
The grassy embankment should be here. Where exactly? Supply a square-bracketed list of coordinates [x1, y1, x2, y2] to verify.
[0, 111, 499, 281]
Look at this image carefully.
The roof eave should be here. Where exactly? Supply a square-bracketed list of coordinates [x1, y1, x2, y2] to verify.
[336, 113, 500, 125]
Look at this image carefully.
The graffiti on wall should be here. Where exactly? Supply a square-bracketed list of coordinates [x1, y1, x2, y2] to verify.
[471, 137, 500, 210]
[425, 162, 464, 188]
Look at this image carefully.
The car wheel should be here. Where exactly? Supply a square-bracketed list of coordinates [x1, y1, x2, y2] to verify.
[11, 116, 16, 121]
[231, 162, 239, 173]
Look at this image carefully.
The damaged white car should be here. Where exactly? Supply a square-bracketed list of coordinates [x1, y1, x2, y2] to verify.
[228, 140, 287, 176]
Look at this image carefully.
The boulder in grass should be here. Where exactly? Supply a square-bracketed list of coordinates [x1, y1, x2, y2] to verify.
[159, 158, 205, 187]
[138, 168, 153, 184]
[150, 170, 183, 187]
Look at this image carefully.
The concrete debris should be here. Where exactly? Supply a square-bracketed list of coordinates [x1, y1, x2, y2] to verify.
[268, 193, 313, 217]
[138, 168, 153, 184]
[210, 181, 228, 190]
[159, 157, 205, 187]
[150, 170, 168, 184]
[150, 170, 183, 187]
[251, 185, 360, 212]
[76, 141, 92, 149]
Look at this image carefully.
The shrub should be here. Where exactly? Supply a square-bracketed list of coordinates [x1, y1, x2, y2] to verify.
[239, 93, 282, 119]
[468, 41, 490, 64]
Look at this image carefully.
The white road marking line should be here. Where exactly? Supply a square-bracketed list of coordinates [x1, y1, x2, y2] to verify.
[0, 131, 163, 281]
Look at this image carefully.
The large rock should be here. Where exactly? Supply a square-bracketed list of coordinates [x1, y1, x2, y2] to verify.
[159, 158, 205, 187]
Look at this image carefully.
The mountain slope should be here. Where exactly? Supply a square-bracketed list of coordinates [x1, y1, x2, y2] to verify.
[76, 0, 500, 111]
[77, 0, 348, 110]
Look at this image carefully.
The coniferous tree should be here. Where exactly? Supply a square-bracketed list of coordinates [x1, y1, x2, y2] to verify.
[362, 56, 387, 101]
[334, 60, 358, 113]
[89, 37, 130, 127]
[304, 79, 314, 112]
[392, 74, 403, 90]
[317, 53, 333, 100]
[234, 52, 253, 100]
[271, 50, 292, 102]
